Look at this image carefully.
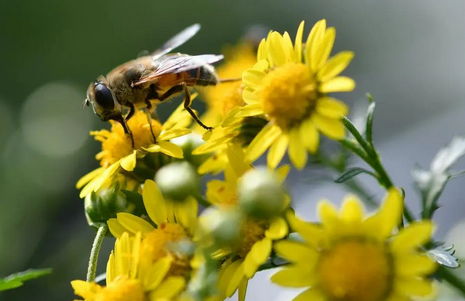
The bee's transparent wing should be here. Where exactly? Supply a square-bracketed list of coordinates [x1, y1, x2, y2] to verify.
[151, 24, 201, 60]
[134, 54, 223, 86]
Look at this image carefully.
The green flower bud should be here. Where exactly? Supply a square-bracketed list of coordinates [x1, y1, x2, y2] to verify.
[84, 181, 135, 232]
[171, 133, 209, 168]
[202, 208, 242, 248]
[155, 161, 200, 202]
[238, 167, 286, 219]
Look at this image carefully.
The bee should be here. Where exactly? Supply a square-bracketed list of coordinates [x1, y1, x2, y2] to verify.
[84, 24, 225, 146]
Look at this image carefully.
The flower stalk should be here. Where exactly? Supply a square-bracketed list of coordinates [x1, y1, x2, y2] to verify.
[86, 224, 107, 282]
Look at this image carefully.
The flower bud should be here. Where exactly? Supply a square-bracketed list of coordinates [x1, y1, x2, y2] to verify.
[201, 208, 242, 248]
[238, 167, 286, 219]
[171, 133, 209, 168]
[84, 181, 136, 231]
[155, 161, 200, 202]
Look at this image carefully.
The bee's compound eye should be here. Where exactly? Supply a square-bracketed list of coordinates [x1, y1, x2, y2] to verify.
[94, 83, 115, 110]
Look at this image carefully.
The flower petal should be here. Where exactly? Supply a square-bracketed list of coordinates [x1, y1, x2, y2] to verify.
[268, 32, 288, 66]
[294, 21, 305, 63]
[340, 195, 364, 223]
[288, 127, 307, 170]
[390, 221, 434, 253]
[144, 257, 172, 291]
[271, 266, 318, 288]
[395, 254, 437, 277]
[265, 217, 288, 239]
[319, 76, 355, 93]
[243, 69, 266, 90]
[108, 218, 127, 238]
[157, 141, 183, 158]
[235, 104, 264, 117]
[150, 276, 185, 300]
[158, 128, 191, 141]
[316, 97, 349, 119]
[300, 118, 319, 153]
[242, 87, 259, 104]
[76, 167, 104, 189]
[312, 27, 336, 71]
[318, 51, 354, 82]
[250, 237, 272, 267]
[274, 240, 317, 265]
[226, 261, 245, 297]
[305, 19, 326, 69]
[117, 212, 155, 234]
[294, 288, 326, 301]
[312, 114, 345, 140]
[267, 133, 289, 169]
[120, 150, 137, 171]
[394, 278, 435, 298]
[143, 180, 167, 226]
[245, 124, 281, 162]
[287, 212, 324, 248]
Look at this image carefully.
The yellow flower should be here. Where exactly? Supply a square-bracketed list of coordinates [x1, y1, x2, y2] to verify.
[203, 145, 290, 301]
[271, 189, 437, 301]
[77, 104, 192, 198]
[71, 232, 186, 301]
[241, 20, 354, 170]
[107, 179, 198, 278]
[199, 42, 256, 127]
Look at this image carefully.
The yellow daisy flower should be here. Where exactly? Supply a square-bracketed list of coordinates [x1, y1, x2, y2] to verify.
[107, 179, 198, 278]
[203, 145, 290, 301]
[241, 20, 354, 170]
[271, 188, 437, 301]
[77, 104, 192, 198]
[71, 232, 186, 301]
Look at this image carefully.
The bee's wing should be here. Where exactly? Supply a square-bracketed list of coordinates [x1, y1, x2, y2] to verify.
[152, 24, 201, 60]
[134, 54, 224, 86]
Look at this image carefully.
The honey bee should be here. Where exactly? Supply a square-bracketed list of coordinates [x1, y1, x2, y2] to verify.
[84, 24, 225, 146]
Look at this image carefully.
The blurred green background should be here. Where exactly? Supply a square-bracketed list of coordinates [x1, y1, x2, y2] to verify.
[1, 1, 465, 300]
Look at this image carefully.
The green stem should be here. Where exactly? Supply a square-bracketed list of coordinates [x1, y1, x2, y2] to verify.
[438, 266, 465, 297]
[86, 225, 108, 282]
[342, 117, 377, 158]
[195, 194, 211, 208]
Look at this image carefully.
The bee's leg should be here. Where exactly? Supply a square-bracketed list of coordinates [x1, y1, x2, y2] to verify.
[125, 103, 136, 120]
[113, 114, 135, 148]
[181, 83, 213, 131]
[144, 102, 157, 144]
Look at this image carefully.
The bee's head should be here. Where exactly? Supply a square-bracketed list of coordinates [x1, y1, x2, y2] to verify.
[86, 79, 118, 122]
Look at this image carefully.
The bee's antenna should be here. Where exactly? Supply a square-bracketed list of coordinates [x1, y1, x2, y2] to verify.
[219, 78, 242, 83]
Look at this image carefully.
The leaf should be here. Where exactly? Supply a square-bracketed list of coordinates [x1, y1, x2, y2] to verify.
[365, 99, 376, 148]
[428, 245, 459, 268]
[0, 268, 52, 292]
[412, 136, 465, 218]
[334, 167, 377, 183]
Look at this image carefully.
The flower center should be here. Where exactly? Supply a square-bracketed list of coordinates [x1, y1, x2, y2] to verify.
[259, 63, 316, 129]
[96, 276, 145, 301]
[142, 223, 191, 277]
[237, 219, 268, 258]
[208, 82, 245, 118]
[318, 240, 391, 301]
[92, 111, 163, 167]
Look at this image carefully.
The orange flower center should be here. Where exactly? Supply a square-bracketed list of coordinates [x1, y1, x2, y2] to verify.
[237, 219, 268, 258]
[318, 240, 391, 301]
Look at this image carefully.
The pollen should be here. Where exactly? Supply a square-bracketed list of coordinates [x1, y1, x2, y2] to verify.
[97, 276, 144, 301]
[259, 63, 316, 129]
[318, 240, 391, 301]
[142, 222, 191, 277]
[237, 219, 267, 258]
[92, 111, 163, 167]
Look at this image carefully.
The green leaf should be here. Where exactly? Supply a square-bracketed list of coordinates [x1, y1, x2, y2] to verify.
[412, 136, 465, 218]
[0, 268, 52, 292]
[365, 99, 376, 149]
[335, 167, 377, 183]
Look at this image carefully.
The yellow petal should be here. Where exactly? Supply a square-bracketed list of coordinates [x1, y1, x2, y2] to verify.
[238, 278, 249, 301]
[143, 180, 167, 226]
[226, 144, 250, 178]
[150, 276, 185, 300]
[288, 127, 307, 170]
[287, 212, 324, 248]
[120, 150, 137, 171]
[108, 218, 127, 238]
[312, 27, 336, 71]
[130, 232, 141, 279]
[394, 278, 435, 297]
[318, 51, 354, 82]
[300, 118, 319, 153]
[340, 195, 364, 223]
[174, 197, 198, 232]
[316, 97, 349, 118]
[242, 87, 259, 104]
[157, 141, 183, 158]
[71, 280, 101, 299]
[364, 188, 403, 239]
[319, 76, 355, 93]
[158, 128, 191, 141]
[235, 104, 264, 117]
[76, 167, 104, 189]
[257, 38, 267, 61]
[312, 114, 345, 140]
[225, 261, 244, 297]
[245, 124, 281, 163]
[243, 69, 266, 90]
[106, 252, 115, 283]
[144, 257, 172, 291]
[282, 31, 295, 61]
[265, 217, 288, 239]
[395, 254, 437, 277]
[390, 221, 434, 253]
[268, 32, 288, 66]
[294, 288, 326, 301]
[275, 165, 290, 183]
[250, 238, 272, 266]
[271, 266, 318, 287]
[267, 134, 289, 169]
[305, 19, 326, 68]
[318, 200, 340, 229]
[79, 160, 121, 198]
[274, 240, 318, 265]
[117, 212, 154, 234]
[294, 21, 305, 63]
[114, 232, 131, 276]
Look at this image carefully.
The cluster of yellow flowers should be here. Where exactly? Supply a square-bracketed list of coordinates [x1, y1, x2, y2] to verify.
[73, 20, 440, 301]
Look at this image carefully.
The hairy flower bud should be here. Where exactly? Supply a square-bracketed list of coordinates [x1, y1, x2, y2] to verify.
[171, 133, 209, 168]
[155, 162, 200, 202]
[238, 167, 286, 219]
